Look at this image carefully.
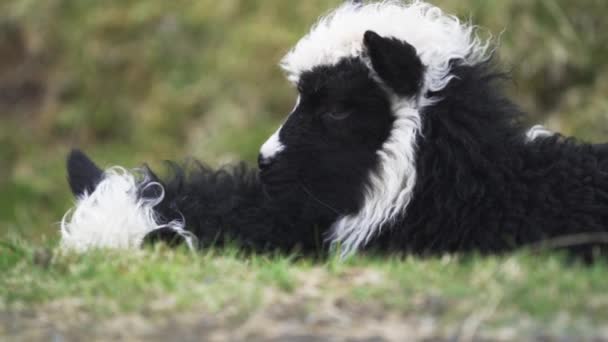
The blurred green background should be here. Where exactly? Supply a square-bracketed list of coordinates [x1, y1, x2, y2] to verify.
[1, 0, 606, 241]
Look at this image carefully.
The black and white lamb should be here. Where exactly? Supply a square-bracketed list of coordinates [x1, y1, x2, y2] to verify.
[61, 0, 608, 259]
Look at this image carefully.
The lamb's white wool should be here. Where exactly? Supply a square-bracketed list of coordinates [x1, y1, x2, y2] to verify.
[331, 96, 420, 257]
[281, 0, 491, 94]
[60, 167, 196, 252]
[526, 125, 554, 141]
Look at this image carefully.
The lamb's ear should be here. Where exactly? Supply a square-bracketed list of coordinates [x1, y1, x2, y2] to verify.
[67, 149, 104, 197]
[363, 30, 424, 97]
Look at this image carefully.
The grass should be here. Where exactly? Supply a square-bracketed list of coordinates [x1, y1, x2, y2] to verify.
[2, 238, 608, 339]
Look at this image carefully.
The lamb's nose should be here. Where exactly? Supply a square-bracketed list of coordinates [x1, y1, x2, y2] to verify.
[258, 154, 273, 171]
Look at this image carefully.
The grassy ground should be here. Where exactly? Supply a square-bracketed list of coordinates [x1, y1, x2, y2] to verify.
[2, 240, 608, 341]
[1, 0, 608, 340]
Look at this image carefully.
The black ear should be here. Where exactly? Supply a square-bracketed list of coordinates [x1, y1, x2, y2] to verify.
[363, 30, 424, 97]
[67, 149, 104, 197]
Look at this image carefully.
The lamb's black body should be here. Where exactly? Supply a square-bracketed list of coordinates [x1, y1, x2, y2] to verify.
[135, 62, 608, 258]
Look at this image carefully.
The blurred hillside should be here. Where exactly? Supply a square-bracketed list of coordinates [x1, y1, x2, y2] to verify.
[0, 0, 607, 239]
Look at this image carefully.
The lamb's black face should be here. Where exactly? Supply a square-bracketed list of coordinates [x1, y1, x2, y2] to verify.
[259, 31, 426, 220]
[259, 58, 394, 215]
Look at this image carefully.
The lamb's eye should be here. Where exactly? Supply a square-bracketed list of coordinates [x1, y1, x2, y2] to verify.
[326, 111, 351, 121]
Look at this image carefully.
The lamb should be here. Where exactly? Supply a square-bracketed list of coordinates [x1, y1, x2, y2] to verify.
[61, 1, 608, 259]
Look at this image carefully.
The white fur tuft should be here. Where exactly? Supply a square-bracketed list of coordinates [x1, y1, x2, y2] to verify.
[526, 125, 554, 141]
[260, 128, 285, 160]
[60, 167, 196, 252]
[281, 0, 491, 93]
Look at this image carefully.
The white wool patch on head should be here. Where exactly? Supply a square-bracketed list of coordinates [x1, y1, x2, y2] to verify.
[259, 96, 300, 161]
[281, 0, 490, 94]
[282, 1, 491, 257]
[60, 167, 196, 252]
[260, 127, 285, 161]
